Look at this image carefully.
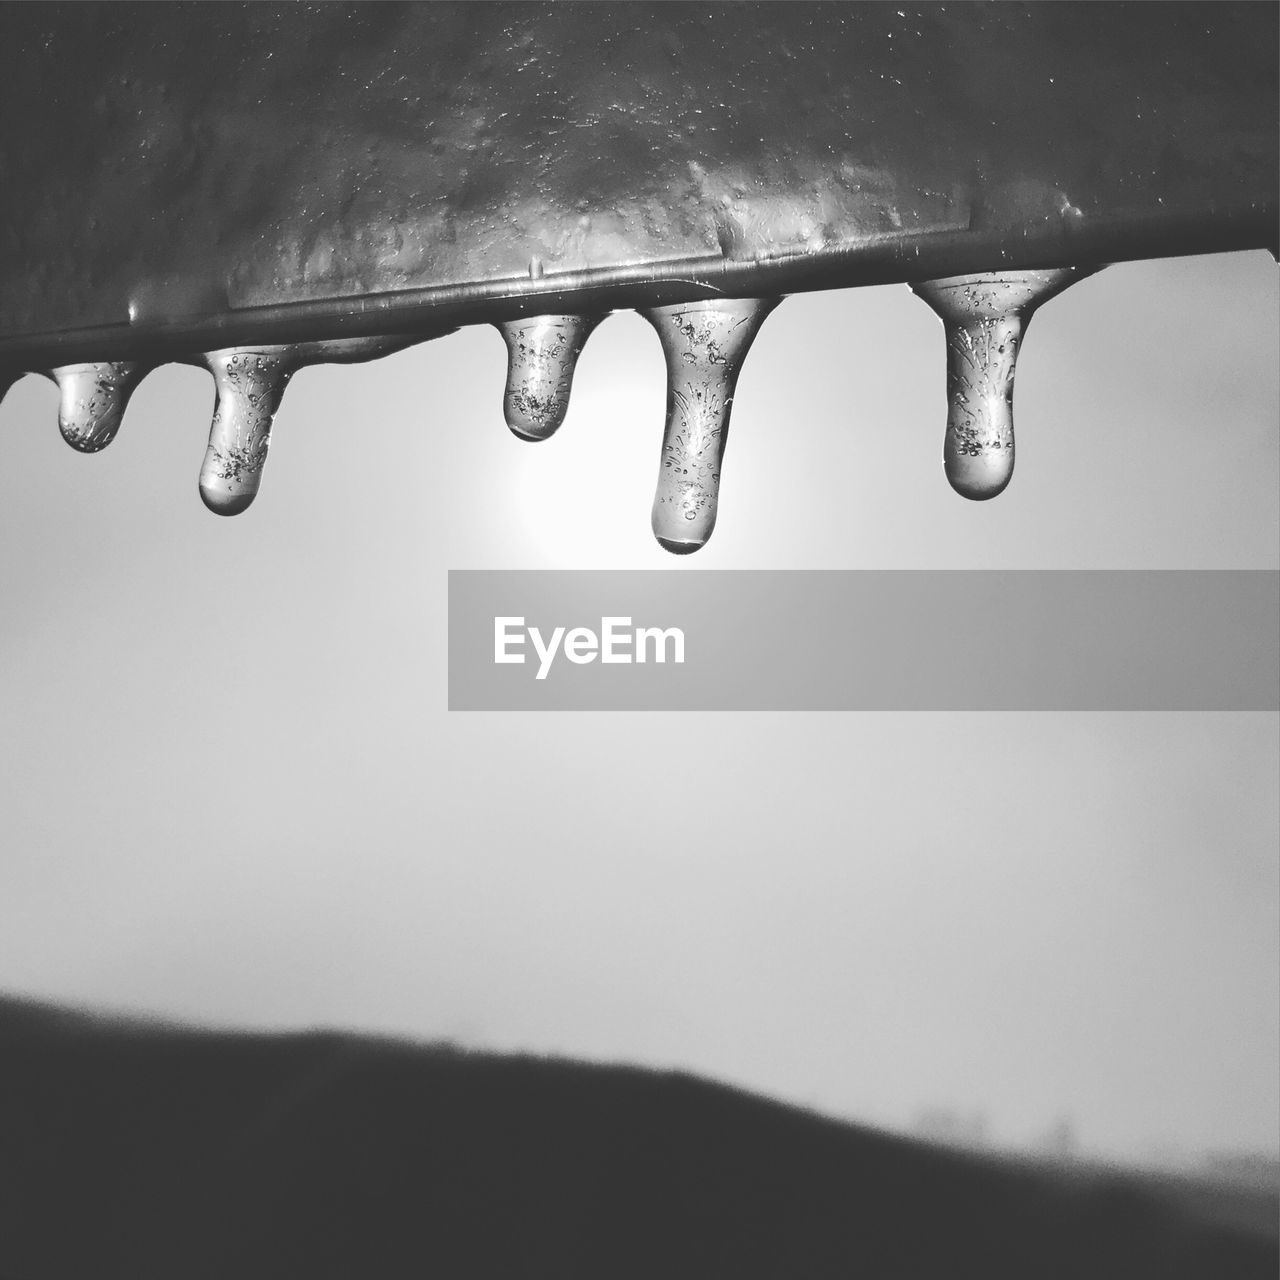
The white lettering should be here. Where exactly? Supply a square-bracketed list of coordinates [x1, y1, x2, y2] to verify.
[563, 627, 599, 664]
[494, 617, 525, 664]
[494, 618, 684, 678]
[635, 626, 685, 664]
[600, 617, 632, 664]
[528, 625, 565, 681]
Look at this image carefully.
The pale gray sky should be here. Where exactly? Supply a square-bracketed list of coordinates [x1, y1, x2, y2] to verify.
[0, 250, 1276, 1167]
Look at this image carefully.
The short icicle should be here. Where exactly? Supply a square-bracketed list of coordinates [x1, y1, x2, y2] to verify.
[911, 269, 1098, 499]
[47, 361, 147, 453]
[640, 296, 780, 554]
[495, 313, 602, 441]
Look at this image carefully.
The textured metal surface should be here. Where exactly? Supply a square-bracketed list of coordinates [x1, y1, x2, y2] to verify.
[0, 2, 1275, 366]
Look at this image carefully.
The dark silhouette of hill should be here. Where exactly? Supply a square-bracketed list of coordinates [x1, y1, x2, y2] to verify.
[0, 995, 1274, 1279]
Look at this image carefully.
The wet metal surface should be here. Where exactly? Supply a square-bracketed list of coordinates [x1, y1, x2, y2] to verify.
[0, 3, 1274, 367]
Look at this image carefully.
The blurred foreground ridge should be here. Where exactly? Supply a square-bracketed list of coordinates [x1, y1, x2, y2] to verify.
[0, 995, 1275, 1279]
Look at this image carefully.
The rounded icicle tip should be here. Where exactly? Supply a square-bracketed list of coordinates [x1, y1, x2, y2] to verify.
[911, 268, 1100, 500]
[47, 361, 146, 453]
[495, 313, 602, 441]
[198, 482, 257, 518]
[198, 348, 296, 517]
[655, 536, 703, 556]
[640, 296, 781, 555]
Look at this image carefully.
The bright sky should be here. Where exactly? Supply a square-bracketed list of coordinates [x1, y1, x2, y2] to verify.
[0, 250, 1276, 1167]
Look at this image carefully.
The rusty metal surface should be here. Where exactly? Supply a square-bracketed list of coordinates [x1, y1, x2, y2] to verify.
[0, 1, 1275, 366]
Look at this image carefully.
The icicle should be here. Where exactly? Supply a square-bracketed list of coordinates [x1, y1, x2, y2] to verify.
[195, 336, 421, 516]
[199, 349, 296, 516]
[46, 361, 146, 453]
[496, 313, 601, 441]
[641, 297, 779, 554]
[912, 268, 1097, 499]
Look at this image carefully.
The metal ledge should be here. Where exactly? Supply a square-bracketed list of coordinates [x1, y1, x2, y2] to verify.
[0, 2, 1275, 369]
[2, 207, 1274, 370]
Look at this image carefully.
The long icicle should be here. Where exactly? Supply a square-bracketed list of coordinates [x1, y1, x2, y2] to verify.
[641, 297, 779, 554]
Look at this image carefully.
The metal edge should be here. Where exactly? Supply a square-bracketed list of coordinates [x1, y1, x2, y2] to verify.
[1, 206, 1274, 369]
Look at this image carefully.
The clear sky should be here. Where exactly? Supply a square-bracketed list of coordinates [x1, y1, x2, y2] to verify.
[0, 250, 1276, 1168]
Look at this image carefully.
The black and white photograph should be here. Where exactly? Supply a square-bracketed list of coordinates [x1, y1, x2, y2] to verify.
[0, 3, 1276, 1276]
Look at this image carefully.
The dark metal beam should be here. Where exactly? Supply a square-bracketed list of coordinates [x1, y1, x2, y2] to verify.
[0, 2, 1275, 368]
